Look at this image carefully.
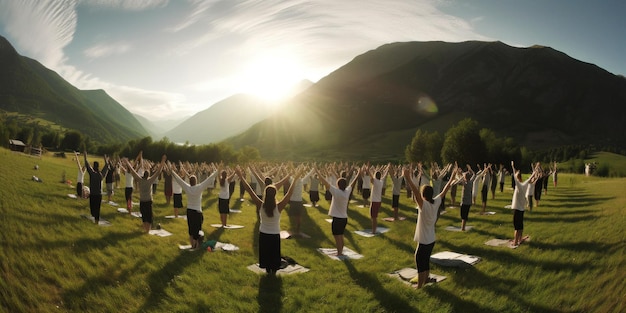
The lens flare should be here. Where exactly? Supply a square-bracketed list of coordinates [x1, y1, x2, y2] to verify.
[414, 95, 438, 117]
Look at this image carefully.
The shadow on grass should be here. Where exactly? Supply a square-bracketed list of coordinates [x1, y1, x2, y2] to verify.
[257, 275, 283, 313]
[437, 240, 593, 272]
[136, 249, 205, 312]
[62, 258, 148, 311]
[343, 260, 418, 312]
[425, 267, 564, 313]
[442, 267, 561, 313]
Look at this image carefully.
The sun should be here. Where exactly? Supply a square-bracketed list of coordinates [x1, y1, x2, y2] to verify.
[239, 54, 304, 103]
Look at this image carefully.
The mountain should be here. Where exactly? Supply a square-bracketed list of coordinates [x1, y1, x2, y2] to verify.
[0, 35, 148, 143]
[134, 114, 187, 139]
[225, 41, 626, 160]
[164, 80, 314, 145]
[164, 94, 277, 144]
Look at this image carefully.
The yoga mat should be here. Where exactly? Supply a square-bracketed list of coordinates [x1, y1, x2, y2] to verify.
[389, 268, 447, 285]
[229, 209, 242, 213]
[317, 247, 363, 260]
[444, 225, 473, 232]
[485, 237, 529, 248]
[117, 208, 129, 213]
[80, 214, 111, 226]
[430, 251, 481, 267]
[209, 224, 244, 229]
[130, 212, 142, 218]
[354, 227, 390, 237]
[324, 219, 333, 223]
[382, 217, 406, 222]
[247, 263, 310, 275]
[179, 242, 239, 251]
[280, 231, 311, 239]
[68, 194, 77, 199]
[149, 229, 172, 237]
[165, 215, 187, 219]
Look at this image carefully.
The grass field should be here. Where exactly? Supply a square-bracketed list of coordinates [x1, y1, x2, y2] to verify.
[1, 148, 624, 312]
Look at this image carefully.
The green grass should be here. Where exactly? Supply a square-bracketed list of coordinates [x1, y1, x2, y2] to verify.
[1, 148, 624, 312]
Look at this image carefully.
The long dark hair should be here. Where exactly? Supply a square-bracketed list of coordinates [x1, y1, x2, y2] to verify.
[421, 185, 435, 204]
[262, 185, 277, 217]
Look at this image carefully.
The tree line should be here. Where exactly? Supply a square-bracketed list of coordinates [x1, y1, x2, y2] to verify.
[2, 114, 624, 175]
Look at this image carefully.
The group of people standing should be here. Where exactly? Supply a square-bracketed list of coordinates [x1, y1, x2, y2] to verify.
[74, 153, 558, 282]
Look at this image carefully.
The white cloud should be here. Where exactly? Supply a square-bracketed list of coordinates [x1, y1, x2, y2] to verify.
[0, 0, 77, 68]
[83, 42, 132, 59]
[78, 0, 168, 11]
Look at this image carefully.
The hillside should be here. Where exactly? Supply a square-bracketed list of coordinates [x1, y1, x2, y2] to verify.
[226, 41, 626, 160]
[164, 94, 276, 145]
[165, 80, 314, 145]
[0, 35, 148, 143]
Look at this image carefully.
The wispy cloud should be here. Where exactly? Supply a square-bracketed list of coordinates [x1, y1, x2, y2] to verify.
[83, 42, 132, 59]
[78, 0, 168, 11]
[0, 0, 77, 68]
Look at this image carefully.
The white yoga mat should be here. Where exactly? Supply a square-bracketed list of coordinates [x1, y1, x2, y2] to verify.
[504, 204, 513, 209]
[107, 201, 119, 207]
[317, 247, 363, 261]
[430, 251, 481, 267]
[247, 263, 310, 275]
[80, 214, 111, 226]
[68, 194, 78, 199]
[149, 229, 172, 237]
[229, 209, 242, 213]
[303, 203, 312, 207]
[165, 215, 187, 219]
[382, 217, 406, 222]
[209, 224, 244, 229]
[280, 231, 311, 239]
[117, 208, 129, 213]
[485, 236, 530, 248]
[483, 211, 496, 215]
[130, 212, 142, 218]
[324, 219, 333, 223]
[389, 268, 447, 285]
[445, 225, 474, 232]
[354, 227, 390, 238]
[178, 242, 240, 251]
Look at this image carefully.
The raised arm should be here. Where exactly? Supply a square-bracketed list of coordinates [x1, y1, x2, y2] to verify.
[403, 166, 423, 208]
[278, 166, 304, 210]
[74, 151, 85, 173]
[235, 166, 262, 207]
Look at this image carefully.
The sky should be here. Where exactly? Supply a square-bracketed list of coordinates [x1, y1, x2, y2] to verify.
[1, 0, 625, 121]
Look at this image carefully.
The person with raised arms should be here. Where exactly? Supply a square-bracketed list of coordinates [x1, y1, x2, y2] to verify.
[123, 153, 166, 233]
[73, 151, 86, 199]
[510, 161, 540, 247]
[84, 150, 110, 224]
[167, 161, 217, 249]
[217, 167, 237, 227]
[315, 164, 362, 258]
[404, 163, 458, 289]
[236, 165, 303, 275]
[366, 162, 390, 234]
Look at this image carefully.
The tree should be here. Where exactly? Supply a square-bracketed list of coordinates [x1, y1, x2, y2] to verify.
[441, 118, 485, 165]
[405, 129, 442, 163]
[237, 146, 261, 163]
[60, 131, 83, 151]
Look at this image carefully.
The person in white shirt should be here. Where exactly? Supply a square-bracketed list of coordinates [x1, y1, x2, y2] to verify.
[217, 169, 237, 227]
[404, 164, 459, 288]
[236, 166, 303, 274]
[510, 161, 539, 247]
[316, 165, 362, 258]
[169, 162, 217, 249]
